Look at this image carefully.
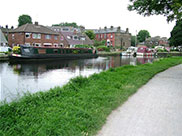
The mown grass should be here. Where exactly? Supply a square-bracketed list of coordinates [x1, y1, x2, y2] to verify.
[0, 57, 182, 136]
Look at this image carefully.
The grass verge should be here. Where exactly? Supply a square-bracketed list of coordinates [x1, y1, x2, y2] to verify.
[0, 57, 182, 136]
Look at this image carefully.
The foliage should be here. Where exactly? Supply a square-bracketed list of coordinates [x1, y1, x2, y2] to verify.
[0, 57, 182, 135]
[18, 14, 32, 27]
[94, 40, 106, 47]
[169, 20, 182, 47]
[137, 30, 151, 43]
[97, 45, 110, 52]
[73, 50, 79, 54]
[128, 0, 182, 22]
[52, 22, 79, 28]
[12, 46, 21, 54]
[75, 44, 92, 48]
[85, 30, 95, 40]
[131, 35, 137, 46]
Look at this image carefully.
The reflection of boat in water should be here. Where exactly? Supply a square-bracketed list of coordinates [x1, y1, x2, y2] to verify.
[9, 45, 98, 62]
[137, 46, 155, 56]
[137, 56, 155, 64]
[120, 47, 138, 57]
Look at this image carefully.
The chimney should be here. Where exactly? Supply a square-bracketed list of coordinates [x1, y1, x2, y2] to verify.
[73, 29, 77, 35]
[117, 26, 121, 32]
[35, 22, 39, 26]
[126, 28, 129, 33]
[104, 26, 107, 30]
[110, 26, 113, 30]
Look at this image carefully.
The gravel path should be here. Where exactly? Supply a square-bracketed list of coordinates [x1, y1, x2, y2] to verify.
[97, 64, 182, 136]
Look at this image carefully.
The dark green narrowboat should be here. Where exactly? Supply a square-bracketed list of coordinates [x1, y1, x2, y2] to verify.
[9, 45, 98, 62]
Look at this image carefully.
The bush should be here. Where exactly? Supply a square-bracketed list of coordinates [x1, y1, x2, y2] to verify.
[75, 45, 92, 48]
[94, 40, 106, 47]
[97, 45, 110, 52]
[12, 46, 21, 54]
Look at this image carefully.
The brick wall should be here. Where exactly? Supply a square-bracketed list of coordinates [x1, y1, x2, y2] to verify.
[8, 32, 60, 47]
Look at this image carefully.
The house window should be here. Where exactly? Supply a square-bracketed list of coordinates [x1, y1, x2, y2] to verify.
[54, 36, 58, 40]
[33, 33, 41, 39]
[60, 36, 64, 41]
[80, 36, 86, 41]
[45, 35, 51, 39]
[73, 36, 78, 40]
[54, 43, 58, 47]
[67, 36, 71, 39]
[110, 34, 113, 38]
[25, 43, 30, 46]
[25, 33, 31, 38]
[35, 43, 41, 47]
[104, 34, 106, 39]
[12, 34, 15, 39]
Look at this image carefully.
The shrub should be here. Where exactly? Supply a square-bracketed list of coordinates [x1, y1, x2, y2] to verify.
[97, 45, 110, 52]
[12, 46, 21, 54]
[75, 45, 92, 48]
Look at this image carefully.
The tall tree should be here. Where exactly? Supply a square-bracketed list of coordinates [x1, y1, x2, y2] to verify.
[169, 20, 182, 46]
[131, 35, 137, 46]
[85, 30, 95, 40]
[52, 22, 79, 28]
[137, 30, 150, 43]
[128, 0, 182, 22]
[18, 14, 32, 27]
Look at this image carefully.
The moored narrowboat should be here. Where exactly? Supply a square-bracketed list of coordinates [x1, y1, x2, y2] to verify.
[9, 45, 98, 62]
[137, 46, 155, 56]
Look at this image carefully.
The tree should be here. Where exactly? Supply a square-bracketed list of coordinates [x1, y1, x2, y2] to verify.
[52, 22, 79, 28]
[18, 14, 32, 27]
[137, 30, 150, 43]
[131, 35, 137, 46]
[85, 30, 95, 40]
[169, 20, 182, 46]
[128, 0, 182, 22]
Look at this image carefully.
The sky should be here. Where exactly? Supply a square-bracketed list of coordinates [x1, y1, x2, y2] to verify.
[0, 0, 175, 38]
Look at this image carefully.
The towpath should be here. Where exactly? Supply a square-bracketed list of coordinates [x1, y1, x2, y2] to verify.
[97, 64, 182, 136]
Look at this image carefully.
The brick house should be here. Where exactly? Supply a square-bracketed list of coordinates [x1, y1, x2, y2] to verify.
[8, 22, 60, 47]
[49, 26, 93, 47]
[145, 36, 169, 47]
[93, 26, 131, 49]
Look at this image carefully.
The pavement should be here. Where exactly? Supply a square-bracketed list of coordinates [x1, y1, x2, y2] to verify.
[97, 64, 182, 136]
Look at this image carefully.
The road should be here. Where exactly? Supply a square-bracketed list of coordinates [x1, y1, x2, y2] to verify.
[97, 64, 182, 136]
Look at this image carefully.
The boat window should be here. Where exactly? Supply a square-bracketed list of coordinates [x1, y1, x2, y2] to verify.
[24, 48, 30, 53]
[54, 49, 58, 53]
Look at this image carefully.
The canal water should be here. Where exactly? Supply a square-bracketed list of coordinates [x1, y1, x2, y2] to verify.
[0, 56, 155, 102]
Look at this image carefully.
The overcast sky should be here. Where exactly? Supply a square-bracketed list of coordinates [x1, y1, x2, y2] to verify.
[1, 0, 175, 38]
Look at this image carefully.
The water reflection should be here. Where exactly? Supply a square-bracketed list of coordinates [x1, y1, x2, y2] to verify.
[1, 56, 155, 102]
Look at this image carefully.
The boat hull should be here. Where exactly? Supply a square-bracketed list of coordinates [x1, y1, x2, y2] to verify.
[9, 46, 98, 62]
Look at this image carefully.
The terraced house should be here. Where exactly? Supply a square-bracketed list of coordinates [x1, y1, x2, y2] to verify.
[50, 26, 93, 48]
[94, 26, 131, 49]
[8, 22, 60, 47]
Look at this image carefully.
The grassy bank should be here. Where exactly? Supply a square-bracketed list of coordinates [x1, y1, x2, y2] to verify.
[98, 51, 121, 56]
[1, 57, 182, 136]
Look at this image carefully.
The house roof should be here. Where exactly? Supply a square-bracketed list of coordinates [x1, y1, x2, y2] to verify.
[0, 29, 8, 44]
[61, 32, 93, 45]
[93, 27, 126, 34]
[10, 23, 59, 35]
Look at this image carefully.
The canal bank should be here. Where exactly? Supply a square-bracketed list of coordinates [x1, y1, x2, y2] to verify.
[0, 54, 8, 61]
[0, 57, 182, 136]
[97, 64, 182, 136]
[98, 51, 122, 56]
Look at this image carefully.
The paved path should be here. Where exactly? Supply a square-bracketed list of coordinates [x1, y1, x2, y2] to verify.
[97, 64, 182, 136]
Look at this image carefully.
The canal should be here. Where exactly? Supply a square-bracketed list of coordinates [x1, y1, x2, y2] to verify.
[0, 56, 155, 102]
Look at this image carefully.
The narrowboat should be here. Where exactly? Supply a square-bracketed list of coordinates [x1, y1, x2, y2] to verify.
[120, 47, 138, 57]
[137, 46, 155, 56]
[9, 45, 98, 62]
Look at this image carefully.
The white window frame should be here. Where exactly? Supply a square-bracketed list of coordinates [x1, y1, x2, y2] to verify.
[25, 33, 31, 38]
[33, 33, 41, 39]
